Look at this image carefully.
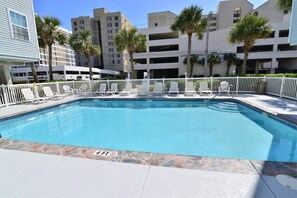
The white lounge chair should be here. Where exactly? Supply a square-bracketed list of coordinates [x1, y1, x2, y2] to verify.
[94, 83, 107, 95]
[106, 83, 119, 95]
[21, 88, 48, 103]
[169, 82, 179, 95]
[184, 81, 196, 96]
[198, 82, 212, 96]
[63, 85, 78, 95]
[219, 81, 231, 95]
[138, 82, 150, 96]
[42, 87, 65, 99]
[120, 82, 132, 96]
[153, 82, 163, 95]
[78, 84, 89, 94]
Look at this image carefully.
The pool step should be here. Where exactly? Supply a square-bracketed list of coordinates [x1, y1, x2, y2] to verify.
[208, 102, 240, 113]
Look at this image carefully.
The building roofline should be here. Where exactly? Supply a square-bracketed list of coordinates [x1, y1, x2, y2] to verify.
[148, 11, 177, 16]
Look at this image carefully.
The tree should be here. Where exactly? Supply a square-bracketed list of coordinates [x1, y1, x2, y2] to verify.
[228, 14, 272, 74]
[29, 63, 39, 83]
[198, 53, 221, 76]
[69, 30, 101, 80]
[35, 15, 67, 80]
[183, 55, 199, 77]
[223, 53, 238, 76]
[171, 5, 207, 77]
[114, 27, 146, 79]
[278, 0, 293, 10]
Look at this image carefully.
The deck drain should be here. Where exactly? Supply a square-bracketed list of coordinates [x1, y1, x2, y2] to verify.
[276, 174, 297, 190]
[93, 150, 117, 157]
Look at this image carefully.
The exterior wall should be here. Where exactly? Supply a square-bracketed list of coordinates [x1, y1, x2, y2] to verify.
[38, 28, 75, 67]
[253, 0, 286, 23]
[0, 0, 39, 63]
[71, 8, 133, 72]
[148, 11, 176, 28]
[216, 0, 253, 30]
[289, 0, 297, 45]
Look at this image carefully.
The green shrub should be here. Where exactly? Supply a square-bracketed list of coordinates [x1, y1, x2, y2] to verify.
[226, 73, 297, 78]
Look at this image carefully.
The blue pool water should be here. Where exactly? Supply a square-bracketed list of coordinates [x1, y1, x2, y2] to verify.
[1, 100, 297, 162]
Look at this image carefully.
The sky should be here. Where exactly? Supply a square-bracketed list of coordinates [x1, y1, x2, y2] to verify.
[33, 0, 268, 31]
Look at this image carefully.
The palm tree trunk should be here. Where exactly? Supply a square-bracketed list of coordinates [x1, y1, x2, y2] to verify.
[29, 62, 39, 83]
[129, 52, 136, 79]
[242, 50, 249, 74]
[190, 63, 193, 78]
[209, 64, 213, 76]
[86, 54, 93, 80]
[186, 34, 192, 77]
[226, 63, 231, 76]
[48, 45, 53, 80]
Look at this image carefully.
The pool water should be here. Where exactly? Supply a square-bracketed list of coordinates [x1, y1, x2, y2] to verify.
[1, 100, 297, 162]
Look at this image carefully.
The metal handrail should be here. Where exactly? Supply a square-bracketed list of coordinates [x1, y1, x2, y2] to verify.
[211, 84, 234, 100]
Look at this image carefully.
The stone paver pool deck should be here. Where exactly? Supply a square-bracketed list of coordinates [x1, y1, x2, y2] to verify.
[0, 94, 297, 197]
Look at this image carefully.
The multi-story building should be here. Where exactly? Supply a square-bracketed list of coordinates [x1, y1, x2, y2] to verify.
[71, 8, 132, 72]
[10, 65, 120, 83]
[133, 0, 297, 78]
[36, 27, 76, 67]
[0, 0, 39, 84]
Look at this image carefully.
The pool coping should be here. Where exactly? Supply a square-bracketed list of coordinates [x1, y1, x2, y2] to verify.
[1, 96, 297, 177]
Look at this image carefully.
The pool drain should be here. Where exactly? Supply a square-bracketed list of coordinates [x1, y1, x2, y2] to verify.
[276, 174, 297, 190]
[93, 150, 117, 157]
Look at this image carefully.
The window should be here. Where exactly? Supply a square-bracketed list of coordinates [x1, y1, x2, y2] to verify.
[8, 10, 29, 41]
[109, 59, 115, 64]
[115, 22, 119, 27]
[284, 10, 288, 14]
[109, 48, 114, 52]
[155, 23, 158, 27]
[109, 54, 114, 58]
[115, 29, 119, 33]
[117, 53, 121, 58]
[80, 26, 84, 30]
[107, 29, 113, 34]
[117, 59, 121, 64]
[74, 27, 78, 31]
[114, 16, 119, 20]
[74, 21, 77, 26]
[106, 16, 112, 21]
[108, 35, 113, 40]
[80, 20, 84, 24]
[107, 23, 112, 27]
[108, 42, 113, 46]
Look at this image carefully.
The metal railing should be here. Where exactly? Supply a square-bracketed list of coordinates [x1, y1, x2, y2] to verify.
[0, 76, 296, 107]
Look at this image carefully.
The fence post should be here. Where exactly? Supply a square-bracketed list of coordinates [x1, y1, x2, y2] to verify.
[162, 78, 165, 85]
[89, 79, 93, 92]
[107, 79, 110, 91]
[1, 84, 9, 107]
[210, 76, 213, 92]
[56, 82, 60, 94]
[280, 76, 285, 98]
[236, 76, 239, 94]
[72, 81, 75, 89]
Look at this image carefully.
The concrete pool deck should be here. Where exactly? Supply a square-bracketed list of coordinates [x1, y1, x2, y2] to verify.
[0, 93, 297, 197]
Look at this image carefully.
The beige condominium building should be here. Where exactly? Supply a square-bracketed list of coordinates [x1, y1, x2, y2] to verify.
[37, 27, 76, 67]
[71, 8, 132, 72]
[133, 0, 297, 78]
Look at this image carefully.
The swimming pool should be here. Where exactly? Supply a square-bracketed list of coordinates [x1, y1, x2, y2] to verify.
[0, 99, 297, 162]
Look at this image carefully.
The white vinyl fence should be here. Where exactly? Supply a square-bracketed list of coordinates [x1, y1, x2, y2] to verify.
[0, 77, 296, 107]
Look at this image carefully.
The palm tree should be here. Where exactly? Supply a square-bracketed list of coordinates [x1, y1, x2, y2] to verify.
[198, 53, 221, 76]
[114, 27, 146, 79]
[223, 53, 237, 76]
[278, 0, 293, 10]
[69, 30, 101, 80]
[228, 14, 272, 74]
[183, 55, 199, 77]
[171, 5, 207, 77]
[29, 63, 39, 83]
[35, 15, 67, 80]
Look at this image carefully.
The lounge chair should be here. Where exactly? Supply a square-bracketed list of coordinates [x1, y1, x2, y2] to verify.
[153, 82, 163, 95]
[138, 82, 150, 96]
[198, 82, 212, 96]
[120, 82, 132, 96]
[219, 81, 231, 95]
[94, 83, 107, 95]
[169, 82, 179, 95]
[184, 81, 196, 96]
[63, 85, 78, 95]
[21, 88, 48, 103]
[78, 84, 89, 94]
[106, 83, 119, 95]
[42, 86, 65, 99]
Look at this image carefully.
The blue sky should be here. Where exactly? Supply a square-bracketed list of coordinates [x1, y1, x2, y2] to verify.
[33, 0, 268, 31]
